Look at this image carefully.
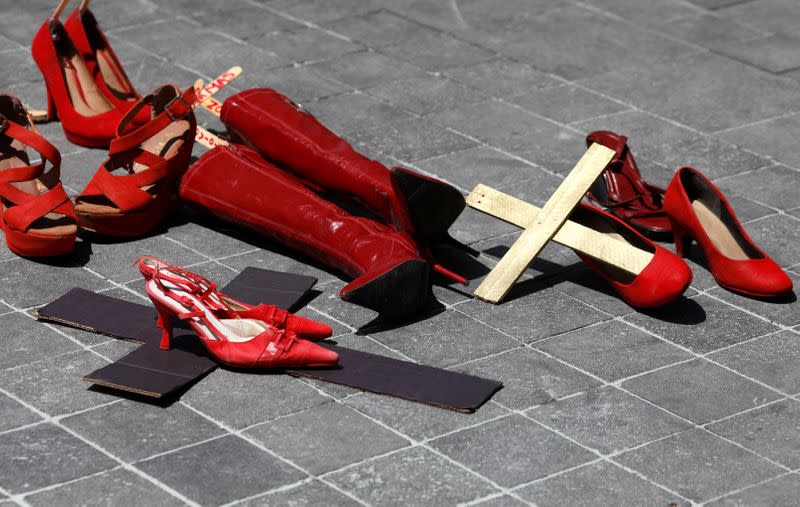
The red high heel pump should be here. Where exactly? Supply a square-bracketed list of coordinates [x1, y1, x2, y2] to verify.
[31, 0, 123, 147]
[0, 95, 78, 257]
[75, 84, 196, 237]
[664, 166, 792, 298]
[63, 0, 148, 124]
[570, 203, 692, 308]
[136, 256, 333, 340]
[145, 263, 339, 369]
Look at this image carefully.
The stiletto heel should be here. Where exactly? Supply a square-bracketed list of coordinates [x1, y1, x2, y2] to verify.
[46, 88, 57, 121]
[150, 297, 174, 350]
[664, 166, 792, 297]
[144, 261, 339, 368]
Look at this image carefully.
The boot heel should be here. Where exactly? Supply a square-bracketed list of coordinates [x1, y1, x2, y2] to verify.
[150, 297, 175, 350]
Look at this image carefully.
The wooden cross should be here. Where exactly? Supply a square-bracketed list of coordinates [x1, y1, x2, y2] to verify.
[466, 143, 655, 303]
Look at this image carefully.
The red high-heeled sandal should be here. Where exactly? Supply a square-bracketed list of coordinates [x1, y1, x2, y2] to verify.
[0, 94, 78, 257]
[75, 84, 196, 237]
[145, 263, 339, 369]
[135, 256, 333, 340]
[31, 0, 123, 147]
[664, 166, 792, 298]
[570, 203, 692, 308]
[63, 0, 149, 125]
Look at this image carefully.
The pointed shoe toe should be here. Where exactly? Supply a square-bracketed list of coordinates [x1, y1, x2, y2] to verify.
[286, 315, 333, 340]
[714, 257, 793, 298]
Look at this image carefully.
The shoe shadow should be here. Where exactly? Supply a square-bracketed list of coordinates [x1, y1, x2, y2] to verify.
[19, 238, 93, 267]
[355, 296, 447, 335]
[637, 296, 707, 325]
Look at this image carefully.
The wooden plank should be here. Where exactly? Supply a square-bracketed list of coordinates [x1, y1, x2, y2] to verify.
[473, 143, 616, 303]
[467, 184, 653, 274]
[196, 66, 242, 117]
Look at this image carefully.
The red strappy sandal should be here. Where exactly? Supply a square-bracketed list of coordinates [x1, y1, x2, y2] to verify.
[0, 95, 78, 257]
[75, 84, 196, 237]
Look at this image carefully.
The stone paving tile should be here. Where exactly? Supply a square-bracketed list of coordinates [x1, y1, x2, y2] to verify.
[622, 359, 781, 424]
[25, 468, 184, 507]
[366, 74, 488, 117]
[707, 281, 799, 328]
[719, 34, 800, 73]
[182, 368, 330, 430]
[444, 58, 562, 98]
[0, 312, 81, 371]
[0, 258, 113, 309]
[326, 446, 498, 505]
[322, 9, 435, 49]
[62, 400, 224, 463]
[310, 51, 426, 90]
[266, 0, 384, 23]
[718, 165, 800, 211]
[624, 294, 778, 353]
[0, 423, 116, 495]
[456, 348, 600, 410]
[707, 473, 800, 507]
[708, 399, 800, 469]
[658, 14, 768, 51]
[517, 461, 687, 506]
[308, 91, 413, 135]
[430, 414, 596, 488]
[616, 428, 783, 503]
[709, 331, 800, 394]
[509, 84, 629, 125]
[240, 64, 350, 103]
[528, 386, 691, 454]
[236, 479, 361, 507]
[250, 28, 364, 64]
[344, 392, 509, 441]
[379, 30, 495, 71]
[535, 320, 693, 382]
[473, 495, 528, 507]
[367, 308, 519, 368]
[0, 392, 41, 434]
[582, 53, 800, 132]
[0, 351, 115, 416]
[743, 214, 800, 267]
[137, 435, 306, 505]
[191, 3, 303, 40]
[245, 402, 409, 474]
[580, 0, 701, 25]
[221, 245, 339, 286]
[719, 0, 800, 36]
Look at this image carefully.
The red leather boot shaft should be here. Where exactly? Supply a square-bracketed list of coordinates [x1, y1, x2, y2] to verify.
[220, 88, 414, 232]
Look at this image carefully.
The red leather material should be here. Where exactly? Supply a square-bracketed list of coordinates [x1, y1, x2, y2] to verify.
[664, 166, 792, 297]
[31, 20, 123, 147]
[179, 144, 426, 297]
[573, 204, 692, 308]
[221, 88, 415, 232]
[586, 131, 671, 235]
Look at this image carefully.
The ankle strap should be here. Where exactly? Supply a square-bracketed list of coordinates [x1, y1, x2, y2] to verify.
[109, 85, 196, 156]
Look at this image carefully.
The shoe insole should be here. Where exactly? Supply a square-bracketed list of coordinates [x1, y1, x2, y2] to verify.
[0, 137, 76, 236]
[96, 48, 135, 99]
[62, 52, 114, 117]
[75, 120, 189, 215]
[692, 200, 749, 260]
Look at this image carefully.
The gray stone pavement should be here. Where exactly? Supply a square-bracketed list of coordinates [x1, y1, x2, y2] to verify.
[0, 0, 799, 505]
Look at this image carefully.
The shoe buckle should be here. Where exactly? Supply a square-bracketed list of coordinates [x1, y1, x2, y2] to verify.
[165, 96, 191, 121]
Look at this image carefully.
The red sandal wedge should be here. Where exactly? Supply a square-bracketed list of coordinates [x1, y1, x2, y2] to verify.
[0, 95, 78, 257]
[75, 84, 196, 237]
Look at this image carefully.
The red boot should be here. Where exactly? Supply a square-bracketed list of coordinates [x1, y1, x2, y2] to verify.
[664, 166, 792, 298]
[31, 3, 123, 147]
[179, 144, 432, 319]
[219, 89, 466, 245]
[570, 204, 692, 308]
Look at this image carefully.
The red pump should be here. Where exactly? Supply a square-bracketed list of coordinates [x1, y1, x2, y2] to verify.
[664, 166, 792, 298]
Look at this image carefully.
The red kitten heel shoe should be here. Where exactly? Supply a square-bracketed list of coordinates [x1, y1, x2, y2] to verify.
[75, 84, 196, 237]
[0, 95, 78, 256]
[31, 1, 124, 147]
[136, 256, 333, 340]
[585, 131, 672, 240]
[664, 166, 792, 298]
[145, 263, 339, 368]
[570, 204, 692, 309]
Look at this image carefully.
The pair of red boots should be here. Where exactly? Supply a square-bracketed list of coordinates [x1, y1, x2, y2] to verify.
[588, 131, 792, 299]
[180, 89, 467, 319]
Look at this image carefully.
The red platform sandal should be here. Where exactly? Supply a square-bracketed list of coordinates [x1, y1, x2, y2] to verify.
[136, 256, 333, 340]
[664, 166, 792, 298]
[0, 95, 78, 257]
[146, 263, 339, 369]
[63, 0, 148, 124]
[75, 84, 196, 237]
[31, 0, 123, 147]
